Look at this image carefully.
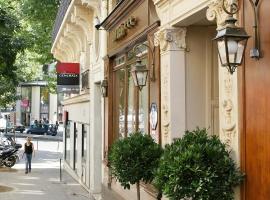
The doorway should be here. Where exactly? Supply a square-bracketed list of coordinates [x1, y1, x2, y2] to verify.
[185, 25, 219, 135]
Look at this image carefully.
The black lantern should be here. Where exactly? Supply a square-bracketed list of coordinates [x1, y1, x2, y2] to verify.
[100, 79, 108, 97]
[214, 4, 250, 74]
[131, 59, 149, 91]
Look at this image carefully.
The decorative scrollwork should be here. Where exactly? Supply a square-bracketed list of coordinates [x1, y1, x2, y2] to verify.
[222, 0, 239, 15]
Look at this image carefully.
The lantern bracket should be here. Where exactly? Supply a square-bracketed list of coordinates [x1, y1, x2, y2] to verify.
[222, 0, 240, 16]
[248, 0, 261, 59]
[133, 43, 156, 82]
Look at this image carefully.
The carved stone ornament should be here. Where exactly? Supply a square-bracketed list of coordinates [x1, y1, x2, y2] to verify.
[206, 0, 239, 29]
[207, 0, 240, 146]
[154, 28, 187, 52]
[221, 71, 237, 145]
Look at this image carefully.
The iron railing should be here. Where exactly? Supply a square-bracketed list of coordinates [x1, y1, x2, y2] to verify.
[52, 0, 71, 44]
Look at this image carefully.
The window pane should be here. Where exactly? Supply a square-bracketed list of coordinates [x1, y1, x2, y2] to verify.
[82, 124, 88, 162]
[127, 67, 137, 136]
[40, 87, 49, 120]
[65, 121, 71, 166]
[114, 69, 126, 139]
[138, 59, 148, 133]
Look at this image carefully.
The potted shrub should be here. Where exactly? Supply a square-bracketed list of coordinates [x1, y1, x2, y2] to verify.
[154, 128, 244, 200]
[108, 132, 163, 200]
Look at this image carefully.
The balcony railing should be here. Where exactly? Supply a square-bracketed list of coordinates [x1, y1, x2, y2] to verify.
[52, 0, 71, 44]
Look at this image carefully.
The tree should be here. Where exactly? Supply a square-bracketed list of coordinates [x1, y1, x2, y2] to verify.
[18, 0, 60, 63]
[0, 0, 60, 107]
[154, 128, 244, 200]
[109, 132, 163, 200]
[0, 3, 26, 107]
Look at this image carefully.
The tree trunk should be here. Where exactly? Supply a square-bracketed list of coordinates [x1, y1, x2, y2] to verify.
[136, 182, 140, 200]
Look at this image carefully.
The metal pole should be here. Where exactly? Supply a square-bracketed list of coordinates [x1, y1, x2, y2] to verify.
[36, 139, 39, 151]
[5, 117, 7, 134]
[60, 158, 62, 182]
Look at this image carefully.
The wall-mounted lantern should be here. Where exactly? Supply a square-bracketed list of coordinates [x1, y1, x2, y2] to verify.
[131, 43, 155, 90]
[214, 0, 250, 74]
[100, 79, 108, 97]
[131, 59, 149, 91]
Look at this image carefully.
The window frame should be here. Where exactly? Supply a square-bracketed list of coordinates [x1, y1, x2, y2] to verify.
[112, 48, 149, 140]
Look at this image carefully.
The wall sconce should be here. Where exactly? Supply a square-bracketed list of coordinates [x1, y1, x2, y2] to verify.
[131, 58, 149, 91]
[94, 16, 105, 30]
[100, 79, 108, 97]
[131, 43, 156, 90]
[249, 0, 261, 59]
[214, 0, 250, 74]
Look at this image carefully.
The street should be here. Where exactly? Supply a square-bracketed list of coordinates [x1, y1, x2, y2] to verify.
[0, 138, 90, 200]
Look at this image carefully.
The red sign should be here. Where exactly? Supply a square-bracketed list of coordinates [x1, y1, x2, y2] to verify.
[56, 63, 80, 74]
[21, 99, 29, 108]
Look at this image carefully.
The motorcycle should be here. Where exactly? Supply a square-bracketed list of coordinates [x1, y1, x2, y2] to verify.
[0, 147, 18, 167]
[0, 136, 22, 167]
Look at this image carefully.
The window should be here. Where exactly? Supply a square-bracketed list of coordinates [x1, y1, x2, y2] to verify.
[21, 86, 32, 126]
[82, 124, 88, 161]
[73, 123, 77, 170]
[113, 46, 149, 140]
[40, 87, 49, 120]
[65, 121, 71, 165]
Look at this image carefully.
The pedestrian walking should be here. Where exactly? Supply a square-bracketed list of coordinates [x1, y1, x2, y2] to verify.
[22, 137, 35, 174]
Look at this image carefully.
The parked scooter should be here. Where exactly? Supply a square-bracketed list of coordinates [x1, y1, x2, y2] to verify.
[0, 136, 22, 167]
[0, 147, 19, 167]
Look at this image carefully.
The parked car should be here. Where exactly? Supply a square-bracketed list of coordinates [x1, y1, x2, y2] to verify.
[26, 124, 48, 135]
[14, 125, 25, 133]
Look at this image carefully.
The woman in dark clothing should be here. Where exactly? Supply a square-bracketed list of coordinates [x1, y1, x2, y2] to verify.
[23, 137, 35, 174]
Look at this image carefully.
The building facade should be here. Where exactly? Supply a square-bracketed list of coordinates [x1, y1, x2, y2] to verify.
[51, 0, 106, 199]
[101, 0, 161, 199]
[153, 0, 270, 199]
[52, 0, 270, 200]
[16, 81, 57, 126]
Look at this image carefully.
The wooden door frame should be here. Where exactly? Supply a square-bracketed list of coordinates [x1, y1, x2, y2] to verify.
[238, 0, 246, 199]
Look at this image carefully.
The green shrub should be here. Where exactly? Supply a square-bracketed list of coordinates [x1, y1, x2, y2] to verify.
[154, 128, 244, 200]
[108, 132, 163, 200]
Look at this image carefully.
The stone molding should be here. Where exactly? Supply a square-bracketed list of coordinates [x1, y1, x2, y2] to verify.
[52, 2, 96, 62]
[207, 0, 239, 146]
[154, 28, 187, 52]
[155, 27, 187, 145]
[206, 0, 238, 29]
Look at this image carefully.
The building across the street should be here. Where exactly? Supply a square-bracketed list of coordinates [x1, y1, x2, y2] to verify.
[16, 81, 58, 126]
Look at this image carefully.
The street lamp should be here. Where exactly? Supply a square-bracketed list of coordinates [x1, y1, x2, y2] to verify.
[131, 58, 149, 91]
[214, 0, 250, 74]
[131, 42, 156, 91]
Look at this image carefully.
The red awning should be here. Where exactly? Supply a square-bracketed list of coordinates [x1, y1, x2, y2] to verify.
[56, 62, 80, 74]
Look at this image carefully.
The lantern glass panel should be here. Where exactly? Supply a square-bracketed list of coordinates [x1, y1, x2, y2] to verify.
[217, 40, 227, 65]
[136, 71, 148, 87]
[236, 40, 245, 64]
[131, 69, 138, 86]
[227, 38, 246, 65]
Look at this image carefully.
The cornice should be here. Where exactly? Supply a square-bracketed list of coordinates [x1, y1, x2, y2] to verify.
[152, 0, 169, 8]
[63, 93, 90, 106]
[101, 0, 145, 30]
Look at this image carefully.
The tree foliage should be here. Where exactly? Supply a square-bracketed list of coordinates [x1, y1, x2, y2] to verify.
[19, 0, 60, 63]
[0, 2, 25, 107]
[154, 128, 244, 200]
[109, 132, 163, 200]
[0, 0, 59, 107]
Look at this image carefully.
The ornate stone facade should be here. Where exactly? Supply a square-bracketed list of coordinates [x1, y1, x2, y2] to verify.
[207, 0, 240, 149]
[154, 28, 187, 145]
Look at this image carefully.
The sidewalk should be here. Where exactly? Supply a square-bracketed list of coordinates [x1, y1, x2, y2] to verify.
[0, 139, 124, 200]
[0, 139, 90, 200]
